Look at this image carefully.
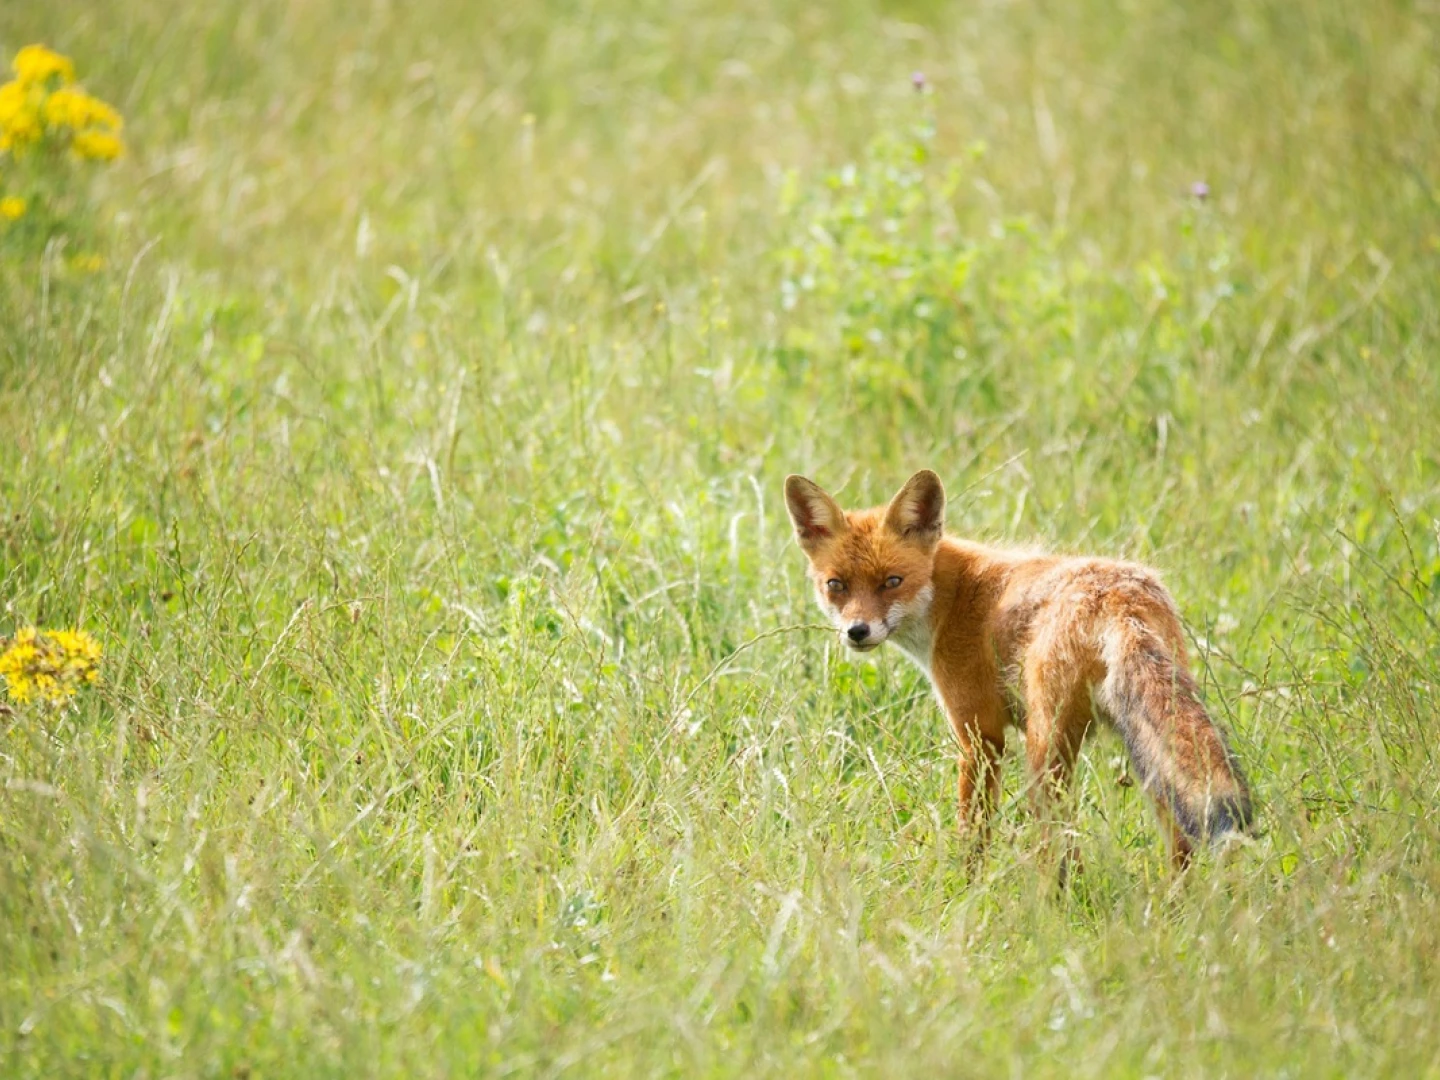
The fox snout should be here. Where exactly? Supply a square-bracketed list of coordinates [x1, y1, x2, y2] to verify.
[843, 620, 883, 650]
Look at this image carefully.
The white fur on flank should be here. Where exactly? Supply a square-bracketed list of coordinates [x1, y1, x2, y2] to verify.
[886, 582, 935, 674]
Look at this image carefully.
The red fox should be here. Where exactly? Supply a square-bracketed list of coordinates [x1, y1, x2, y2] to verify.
[784, 470, 1252, 869]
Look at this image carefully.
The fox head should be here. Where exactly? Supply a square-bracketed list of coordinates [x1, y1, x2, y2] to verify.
[784, 470, 945, 652]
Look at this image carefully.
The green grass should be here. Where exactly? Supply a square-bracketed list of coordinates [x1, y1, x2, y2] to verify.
[2, 0, 1439, 1074]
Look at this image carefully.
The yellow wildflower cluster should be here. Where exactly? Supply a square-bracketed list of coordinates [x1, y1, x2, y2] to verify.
[12, 44, 74, 87]
[0, 627, 103, 707]
[0, 44, 125, 161]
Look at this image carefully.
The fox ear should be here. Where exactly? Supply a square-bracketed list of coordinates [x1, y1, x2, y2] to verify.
[784, 475, 847, 554]
[884, 470, 945, 548]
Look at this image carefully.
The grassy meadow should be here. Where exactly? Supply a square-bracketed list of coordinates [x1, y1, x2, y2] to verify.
[2, 0, 1439, 1074]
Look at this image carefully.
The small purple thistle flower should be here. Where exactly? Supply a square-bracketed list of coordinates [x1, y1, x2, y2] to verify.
[911, 71, 926, 92]
[1190, 180, 1210, 201]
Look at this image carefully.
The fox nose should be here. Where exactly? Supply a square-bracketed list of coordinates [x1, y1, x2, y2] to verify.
[847, 623, 871, 643]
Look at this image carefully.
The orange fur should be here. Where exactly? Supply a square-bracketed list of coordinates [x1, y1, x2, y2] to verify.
[785, 471, 1252, 871]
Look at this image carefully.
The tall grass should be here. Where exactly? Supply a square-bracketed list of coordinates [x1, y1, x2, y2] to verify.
[1, 0, 1438, 1074]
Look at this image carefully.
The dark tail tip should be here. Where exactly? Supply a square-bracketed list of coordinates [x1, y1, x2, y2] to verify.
[1204, 793, 1254, 841]
[1173, 789, 1254, 846]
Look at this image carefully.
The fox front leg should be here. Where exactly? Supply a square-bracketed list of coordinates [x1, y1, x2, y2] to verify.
[933, 663, 1008, 863]
[956, 731, 1005, 849]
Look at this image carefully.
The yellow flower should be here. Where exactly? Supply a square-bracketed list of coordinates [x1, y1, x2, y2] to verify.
[71, 252, 105, 271]
[12, 44, 74, 89]
[90, 96, 122, 132]
[0, 79, 27, 124]
[71, 128, 124, 161]
[0, 79, 41, 153]
[42, 86, 86, 129]
[44, 87, 122, 133]
[0, 627, 103, 707]
[0, 195, 25, 220]
[1, 47, 124, 161]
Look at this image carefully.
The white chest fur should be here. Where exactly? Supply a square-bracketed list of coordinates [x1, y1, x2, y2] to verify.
[886, 582, 935, 676]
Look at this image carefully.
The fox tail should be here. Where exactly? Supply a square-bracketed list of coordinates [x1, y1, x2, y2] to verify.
[1098, 618, 1253, 846]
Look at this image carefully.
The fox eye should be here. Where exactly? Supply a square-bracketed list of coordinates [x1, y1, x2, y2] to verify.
[883, 576, 903, 589]
[825, 579, 846, 593]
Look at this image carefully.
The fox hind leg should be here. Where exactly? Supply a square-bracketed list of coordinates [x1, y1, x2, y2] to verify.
[1154, 800, 1195, 871]
[1023, 669, 1093, 886]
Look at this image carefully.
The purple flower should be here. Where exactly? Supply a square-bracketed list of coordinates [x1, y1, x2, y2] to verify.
[1190, 180, 1210, 200]
[911, 71, 926, 92]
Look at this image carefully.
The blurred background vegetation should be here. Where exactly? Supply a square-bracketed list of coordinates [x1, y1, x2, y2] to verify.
[1, 0, 1438, 1075]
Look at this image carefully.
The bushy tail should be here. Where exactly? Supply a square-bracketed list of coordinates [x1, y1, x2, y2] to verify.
[1099, 619, 1253, 844]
